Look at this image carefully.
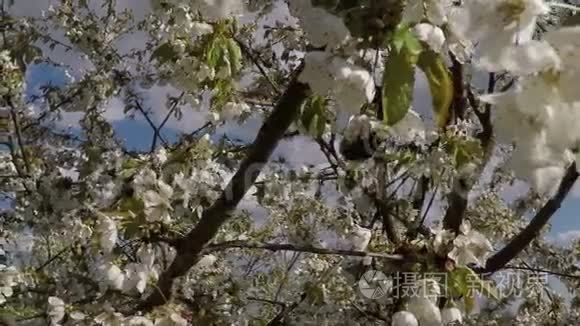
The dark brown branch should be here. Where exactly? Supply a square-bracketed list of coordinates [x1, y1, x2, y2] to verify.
[483, 163, 579, 274]
[6, 99, 31, 173]
[449, 52, 467, 122]
[132, 100, 168, 152]
[137, 74, 310, 311]
[377, 162, 400, 244]
[203, 241, 406, 261]
[502, 265, 580, 280]
[246, 296, 287, 308]
[35, 247, 69, 272]
[443, 73, 496, 233]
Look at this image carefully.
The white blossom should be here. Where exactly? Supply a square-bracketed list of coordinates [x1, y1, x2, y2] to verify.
[153, 307, 188, 326]
[450, 0, 550, 73]
[333, 63, 375, 115]
[103, 263, 126, 291]
[441, 307, 463, 325]
[221, 102, 250, 121]
[299, 51, 336, 96]
[96, 214, 117, 254]
[94, 305, 124, 325]
[544, 26, 580, 70]
[413, 23, 446, 53]
[289, 1, 350, 48]
[448, 220, 494, 266]
[406, 297, 442, 326]
[348, 224, 372, 251]
[128, 316, 154, 326]
[192, 0, 245, 21]
[47, 296, 66, 325]
[344, 115, 372, 142]
[391, 311, 419, 326]
[300, 53, 375, 115]
[142, 180, 173, 223]
[196, 254, 218, 269]
[403, 0, 452, 25]
[0, 265, 17, 305]
[154, 147, 168, 165]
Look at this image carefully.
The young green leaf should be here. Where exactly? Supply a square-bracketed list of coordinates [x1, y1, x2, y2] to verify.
[417, 50, 454, 128]
[382, 26, 421, 126]
[226, 38, 243, 73]
[300, 96, 327, 138]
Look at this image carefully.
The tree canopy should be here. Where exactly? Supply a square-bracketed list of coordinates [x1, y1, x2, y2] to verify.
[1, 0, 580, 325]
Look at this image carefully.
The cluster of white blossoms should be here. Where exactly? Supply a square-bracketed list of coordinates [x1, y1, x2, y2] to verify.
[90, 211, 161, 295]
[0, 264, 18, 305]
[403, 0, 451, 26]
[289, 1, 375, 126]
[47, 296, 66, 325]
[288, 0, 351, 49]
[299, 51, 375, 118]
[150, 0, 244, 21]
[480, 25, 580, 195]
[134, 168, 174, 223]
[429, 0, 580, 193]
[433, 220, 494, 267]
[0, 50, 23, 97]
[392, 278, 463, 326]
[167, 4, 214, 40]
[413, 23, 446, 53]
[220, 101, 250, 121]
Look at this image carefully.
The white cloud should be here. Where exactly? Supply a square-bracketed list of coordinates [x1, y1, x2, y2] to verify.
[548, 230, 580, 246]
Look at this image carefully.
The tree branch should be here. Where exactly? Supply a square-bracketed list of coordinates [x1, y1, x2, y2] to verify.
[235, 37, 281, 95]
[203, 241, 406, 261]
[482, 163, 579, 274]
[377, 161, 400, 244]
[502, 265, 580, 280]
[6, 99, 31, 173]
[137, 74, 310, 311]
[443, 74, 496, 233]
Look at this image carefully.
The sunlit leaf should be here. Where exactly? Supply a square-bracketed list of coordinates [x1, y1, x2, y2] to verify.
[226, 38, 243, 73]
[449, 267, 500, 308]
[382, 25, 420, 126]
[299, 95, 327, 138]
[417, 50, 454, 128]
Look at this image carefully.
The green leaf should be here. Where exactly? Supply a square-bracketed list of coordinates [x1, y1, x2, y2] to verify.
[382, 27, 421, 126]
[300, 96, 327, 138]
[151, 42, 178, 64]
[304, 281, 327, 305]
[448, 137, 482, 168]
[449, 267, 500, 304]
[226, 38, 243, 73]
[417, 50, 454, 128]
[391, 24, 423, 55]
[206, 37, 225, 68]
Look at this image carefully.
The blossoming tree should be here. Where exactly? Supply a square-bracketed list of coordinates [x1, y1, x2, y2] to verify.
[1, 0, 580, 324]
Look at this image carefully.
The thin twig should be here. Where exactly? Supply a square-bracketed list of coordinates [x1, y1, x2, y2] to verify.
[204, 241, 406, 261]
[235, 37, 281, 95]
[503, 265, 580, 279]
